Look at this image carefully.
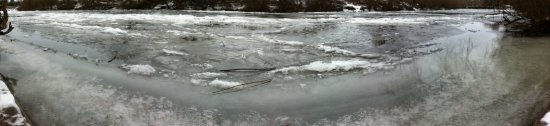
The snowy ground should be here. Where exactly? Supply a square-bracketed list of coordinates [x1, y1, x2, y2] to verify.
[0, 80, 29, 126]
[2, 9, 550, 125]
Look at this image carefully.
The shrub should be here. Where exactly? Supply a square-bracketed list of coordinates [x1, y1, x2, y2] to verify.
[77, 0, 113, 10]
[305, 0, 345, 12]
[242, 0, 270, 12]
[19, 0, 56, 10]
[56, 0, 77, 10]
[275, 0, 303, 12]
[119, 0, 164, 9]
[415, 0, 467, 9]
[508, 0, 550, 33]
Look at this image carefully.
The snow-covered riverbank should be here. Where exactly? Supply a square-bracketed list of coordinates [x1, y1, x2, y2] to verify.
[0, 79, 29, 126]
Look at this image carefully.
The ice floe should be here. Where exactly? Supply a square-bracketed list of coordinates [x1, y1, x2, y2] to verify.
[121, 64, 156, 75]
[271, 59, 388, 74]
[154, 41, 169, 44]
[316, 44, 357, 56]
[208, 79, 241, 89]
[225, 36, 250, 40]
[103, 27, 128, 34]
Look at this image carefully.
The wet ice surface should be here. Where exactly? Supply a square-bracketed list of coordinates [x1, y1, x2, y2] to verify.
[8, 10, 475, 80]
[2, 9, 550, 125]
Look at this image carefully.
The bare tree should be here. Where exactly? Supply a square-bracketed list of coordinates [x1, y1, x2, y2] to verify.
[242, 0, 270, 12]
[0, 0, 13, 35]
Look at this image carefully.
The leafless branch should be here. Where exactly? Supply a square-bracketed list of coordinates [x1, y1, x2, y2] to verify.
[0, 0, 13, 35]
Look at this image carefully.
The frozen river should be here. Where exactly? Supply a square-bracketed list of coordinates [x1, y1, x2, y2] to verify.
[1, 9, 550, 125]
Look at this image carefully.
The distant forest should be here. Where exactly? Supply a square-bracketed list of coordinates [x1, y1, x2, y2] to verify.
[17, 0, 492, 12]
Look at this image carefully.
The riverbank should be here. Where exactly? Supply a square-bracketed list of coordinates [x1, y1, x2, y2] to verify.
[0, 78, 30, 125]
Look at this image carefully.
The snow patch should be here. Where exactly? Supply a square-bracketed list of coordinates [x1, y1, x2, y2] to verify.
[154, 41, 169, 44]
[343, 3, 362, 12]
[542, 112, 550, 126]
[103, 27, 128, 34]
[271, 59, 388, 74]
[0, 81, 17, 110]
[304, 60, 370, 72]
[317, 45, 357, 56]
[209, 79, 241, 89]
[121, 64, 156, 75]
[225, 36, 249, 40]
[0, 80, 27, 126]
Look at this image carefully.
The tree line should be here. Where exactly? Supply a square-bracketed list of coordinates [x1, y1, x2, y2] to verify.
[18, 0, 491, 12]
[19, 0, 336, 12]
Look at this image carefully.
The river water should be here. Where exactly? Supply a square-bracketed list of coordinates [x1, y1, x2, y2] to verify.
[0, 9, 550, 125]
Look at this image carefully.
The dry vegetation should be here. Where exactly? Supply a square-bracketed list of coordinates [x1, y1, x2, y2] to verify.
[508, 0, 550, 34]
[485, 0, 550, 34]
